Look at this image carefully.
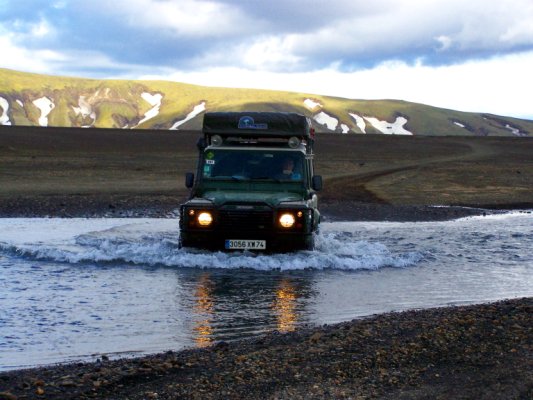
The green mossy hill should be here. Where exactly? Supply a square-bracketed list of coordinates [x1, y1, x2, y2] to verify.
[1, 68, 532, 136]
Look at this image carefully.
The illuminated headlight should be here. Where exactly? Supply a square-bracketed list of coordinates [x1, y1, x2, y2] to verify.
[197, 212, 213, 226]
[279, 213, 295, 228]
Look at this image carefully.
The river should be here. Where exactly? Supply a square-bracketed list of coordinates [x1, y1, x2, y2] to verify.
[1, 212, 532, 370]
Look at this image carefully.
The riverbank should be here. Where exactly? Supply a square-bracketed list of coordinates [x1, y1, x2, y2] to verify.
[0, 297, 531, 399]
[0, 192, 524, 221]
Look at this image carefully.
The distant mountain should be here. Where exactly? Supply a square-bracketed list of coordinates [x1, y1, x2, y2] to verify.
[0, 68, 531, 136]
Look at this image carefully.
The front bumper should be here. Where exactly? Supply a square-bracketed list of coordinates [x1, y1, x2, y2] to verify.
[179, 204, 316, 251]
[179, 230, 314, 252]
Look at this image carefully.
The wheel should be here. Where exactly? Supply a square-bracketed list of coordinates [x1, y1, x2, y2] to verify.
[303, 235, 315, 251]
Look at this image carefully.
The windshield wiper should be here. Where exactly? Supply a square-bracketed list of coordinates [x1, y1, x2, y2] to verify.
[252, 176, 281, 182]
[231, 175, 250, 181]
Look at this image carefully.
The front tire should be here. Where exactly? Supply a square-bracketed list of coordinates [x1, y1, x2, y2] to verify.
[303, 234, 315, 251]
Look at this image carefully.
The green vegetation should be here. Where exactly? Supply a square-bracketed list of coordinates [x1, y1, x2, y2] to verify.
[0, 67, 532, 136]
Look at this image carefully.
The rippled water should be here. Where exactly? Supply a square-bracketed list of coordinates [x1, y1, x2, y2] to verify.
[1, 213, 532, 371]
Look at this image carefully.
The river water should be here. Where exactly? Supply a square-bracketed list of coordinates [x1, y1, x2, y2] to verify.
[1, 212, 532, 371]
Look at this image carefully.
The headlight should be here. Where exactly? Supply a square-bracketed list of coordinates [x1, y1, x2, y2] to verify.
[279, 213, 295, 228]
[197, 212, 213, 226]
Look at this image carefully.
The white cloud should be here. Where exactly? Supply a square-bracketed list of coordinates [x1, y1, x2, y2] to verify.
[98, 0, 255, 37]
[189, 35, 303, 71]
[435, 35, 452, 51]
[240, 36, 302, 71]
[0, 35, 65, 72]
[341, 52, 533, 118]
[53, 1, 67, 9]
[241, 0, 533, 67]
[4, 18, 56, 41]
[4, 0, 533, 75]
[30, 19, 52, 38]
[428, 0, 533, 50]
[0, 31, 154, 77]
[500, 18, 533, 45]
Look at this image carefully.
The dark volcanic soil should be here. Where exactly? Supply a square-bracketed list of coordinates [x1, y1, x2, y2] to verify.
[2, 126, 533, 217]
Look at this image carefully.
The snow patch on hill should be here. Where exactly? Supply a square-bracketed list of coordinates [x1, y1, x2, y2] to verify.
[0, 97, 11, 125]
[341, 124, 349, 134]
[33, 97, 55, 127]
[304, 98, 322, 111]
[364, 116, 412, 135]
[349, 113, 366, 133]
[505, 124, 525, 136]
[314, 111, 338, 131]
[72, 96, 92, 118]
[136, 92, 163, 127]
[72, 96, 96, 127]
[454, 121, 466, 128]
[170, 102, 206, 130]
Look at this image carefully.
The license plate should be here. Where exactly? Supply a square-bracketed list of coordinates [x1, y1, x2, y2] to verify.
[225, 239, 266, 250]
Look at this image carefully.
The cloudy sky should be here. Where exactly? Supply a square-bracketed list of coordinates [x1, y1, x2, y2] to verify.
[1, 0, 532, 118]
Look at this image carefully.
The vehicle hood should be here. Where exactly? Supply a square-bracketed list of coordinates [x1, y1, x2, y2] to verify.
[201, 191, 304, 207]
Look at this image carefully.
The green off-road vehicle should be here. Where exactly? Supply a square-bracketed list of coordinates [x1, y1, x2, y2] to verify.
[179, 112, 322, 252]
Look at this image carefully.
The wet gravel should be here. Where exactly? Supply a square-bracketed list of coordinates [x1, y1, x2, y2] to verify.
[318, 201, 502, 222]
[0, 194, 507, 222]
[0, 298, 531, 399]
[0, 194, 184, 218]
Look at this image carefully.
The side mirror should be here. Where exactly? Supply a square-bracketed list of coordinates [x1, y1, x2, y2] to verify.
[312, 175, 323, 191]
[185, 172, 194, 188]
[196, 138, 207, 151]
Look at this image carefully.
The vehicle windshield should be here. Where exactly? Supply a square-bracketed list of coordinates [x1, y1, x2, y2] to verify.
[202, 149, 305, 182]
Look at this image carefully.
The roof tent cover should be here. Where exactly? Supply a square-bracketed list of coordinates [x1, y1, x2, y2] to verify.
[203, 112, 313, 139]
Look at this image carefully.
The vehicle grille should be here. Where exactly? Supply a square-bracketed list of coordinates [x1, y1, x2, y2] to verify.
[218, 209, 273, 232]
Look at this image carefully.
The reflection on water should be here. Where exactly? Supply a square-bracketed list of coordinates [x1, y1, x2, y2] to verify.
[178, 270, 315, 348]
[192, 273, 214, 347]
[272, 278, 298, 332]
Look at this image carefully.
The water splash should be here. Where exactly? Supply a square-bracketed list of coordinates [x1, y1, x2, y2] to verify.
[0, 218, 423, 270]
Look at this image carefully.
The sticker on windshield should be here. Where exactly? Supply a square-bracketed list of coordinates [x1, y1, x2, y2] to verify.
[206, 159, 215, 165]
[206, 151, 215, 159]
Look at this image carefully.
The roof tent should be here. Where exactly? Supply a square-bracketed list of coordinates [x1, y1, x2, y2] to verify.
[203, 112, 314, 141]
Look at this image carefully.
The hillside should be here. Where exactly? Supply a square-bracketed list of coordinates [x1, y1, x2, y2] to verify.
[0, 68, 531, 136]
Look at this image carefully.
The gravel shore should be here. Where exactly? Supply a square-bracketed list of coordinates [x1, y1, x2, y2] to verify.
[0, 193, 512, 221]
[0, 298, 531, 399]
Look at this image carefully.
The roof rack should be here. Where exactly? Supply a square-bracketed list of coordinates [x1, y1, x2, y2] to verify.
[202, 112, 314, 142]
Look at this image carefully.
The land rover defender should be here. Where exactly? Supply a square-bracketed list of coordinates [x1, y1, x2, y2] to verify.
[179, 112, 322, 251]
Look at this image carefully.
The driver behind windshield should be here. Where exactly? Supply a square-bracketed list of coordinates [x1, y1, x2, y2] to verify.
[274, 157, 301, 180]
[205, 150, 302, 181]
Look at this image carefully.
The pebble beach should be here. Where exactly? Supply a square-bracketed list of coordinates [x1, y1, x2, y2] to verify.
[0, 298, 531, 399]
